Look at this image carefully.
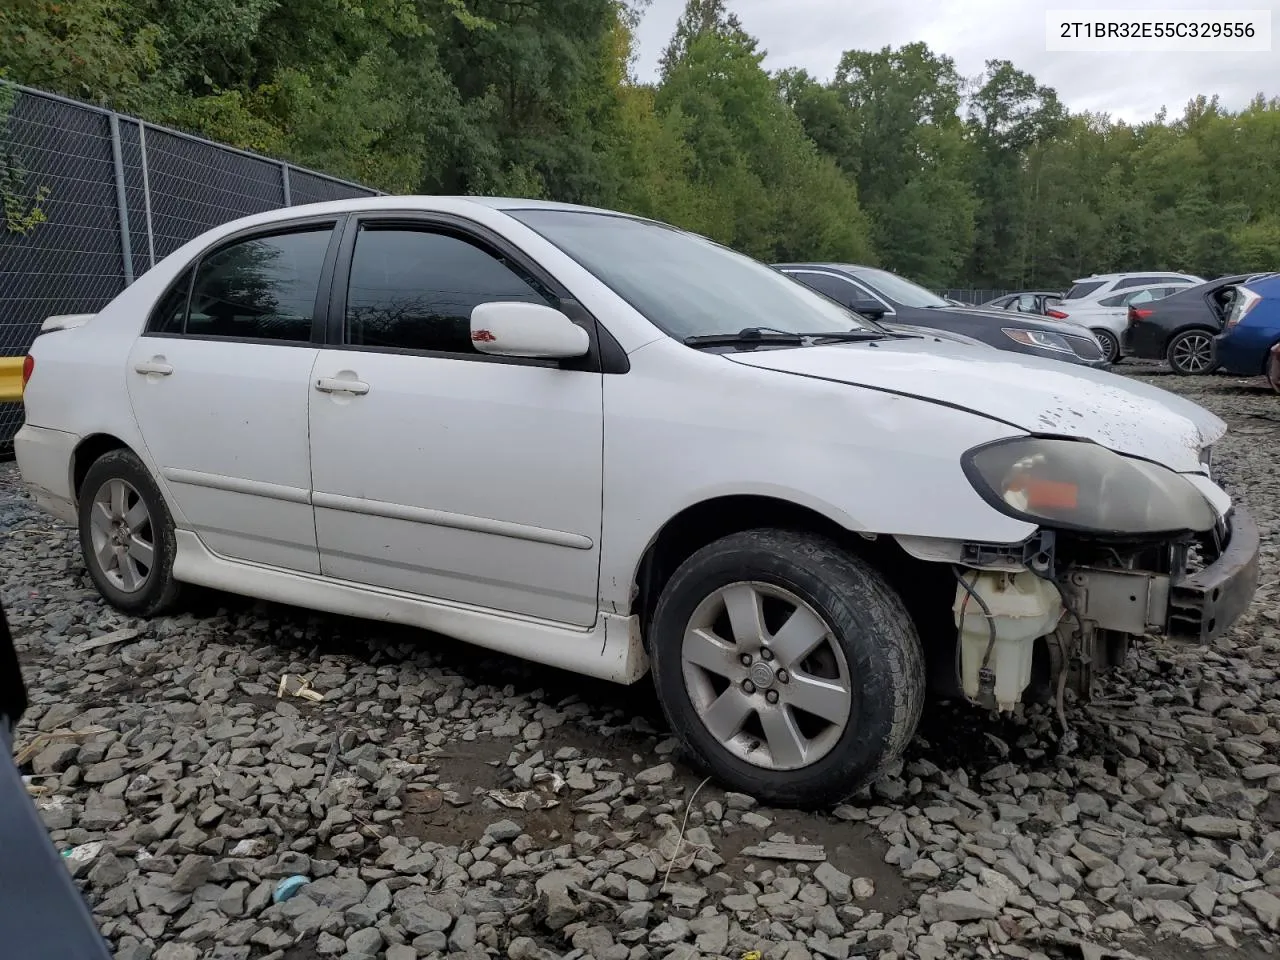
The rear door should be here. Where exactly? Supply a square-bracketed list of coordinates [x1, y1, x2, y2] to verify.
[125, 218, 342, 574]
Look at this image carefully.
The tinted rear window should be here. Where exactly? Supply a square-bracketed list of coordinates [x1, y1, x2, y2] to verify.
[1064, 280, 1105, 299]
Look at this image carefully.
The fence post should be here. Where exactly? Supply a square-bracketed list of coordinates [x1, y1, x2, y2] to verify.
[281, 162, 292, 206]
[107, 112, 134, 285]
[137, 121, 157, 268]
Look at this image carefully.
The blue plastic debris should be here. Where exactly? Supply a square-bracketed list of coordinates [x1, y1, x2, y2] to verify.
[272, 875, 310, 903]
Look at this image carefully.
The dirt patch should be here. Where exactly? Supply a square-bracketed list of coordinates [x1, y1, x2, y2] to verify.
[395, 736, 585, 845]
[281, 939, 323, 960]
[714, 808, 912, 915]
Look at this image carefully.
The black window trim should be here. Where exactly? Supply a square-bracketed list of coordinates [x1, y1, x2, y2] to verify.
[323, 211, 628, 375]
[141, 214, 348, 347]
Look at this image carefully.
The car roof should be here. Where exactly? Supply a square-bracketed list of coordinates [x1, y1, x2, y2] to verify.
[774, 263, 874, 275]
[1071, 271, 1198, 283]
[199, 195, 646, 231]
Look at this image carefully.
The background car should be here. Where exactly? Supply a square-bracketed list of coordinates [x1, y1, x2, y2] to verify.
[982, 291, 1065, 317]
[1122, 273, 1275, 375]
[1052, 282, 1188, 364]
[1214, 273, 1280, 377]
[775, 263, 1108, 367]
[1063, 271, 1205, 301]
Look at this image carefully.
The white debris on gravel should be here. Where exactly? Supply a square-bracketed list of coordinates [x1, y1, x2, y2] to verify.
[1, 367, 1278, 960]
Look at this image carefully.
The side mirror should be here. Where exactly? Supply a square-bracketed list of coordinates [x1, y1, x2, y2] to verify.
[849, 298, 887, 321]
[470, 302, 590, 360]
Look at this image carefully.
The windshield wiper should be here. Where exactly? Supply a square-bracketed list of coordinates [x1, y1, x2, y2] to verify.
[798, 330, 893, 343]
[684, 327, 887, 348]
[684, 327, 805, 348]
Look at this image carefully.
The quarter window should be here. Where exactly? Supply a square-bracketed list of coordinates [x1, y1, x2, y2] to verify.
[344, 226, 559, 353]
[149, 268, 193, 334]
[155, 226, 333, 341]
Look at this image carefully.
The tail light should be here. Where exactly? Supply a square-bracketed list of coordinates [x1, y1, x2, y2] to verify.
[1128, 307, 1153, 325]
[1046, 309, 1068, 319]
[1226, 287, 1262, 328]
[21, 355, 34, 388]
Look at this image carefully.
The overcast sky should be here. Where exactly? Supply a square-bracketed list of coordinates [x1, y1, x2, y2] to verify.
[632, 0, 1279, 122]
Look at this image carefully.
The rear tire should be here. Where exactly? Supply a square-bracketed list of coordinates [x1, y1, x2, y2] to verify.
[78, 449, 182, 617]
[647, 529, 925, 809]
[1166, 329, 1218, 375]
[1091, 329, 1120, 365]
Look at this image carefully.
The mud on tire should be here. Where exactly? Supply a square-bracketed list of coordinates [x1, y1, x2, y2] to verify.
[77, 448, 183, 617]
[647, 528, 925, 809]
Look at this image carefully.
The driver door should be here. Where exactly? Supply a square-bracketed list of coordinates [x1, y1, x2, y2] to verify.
[306, 218, 605, 627]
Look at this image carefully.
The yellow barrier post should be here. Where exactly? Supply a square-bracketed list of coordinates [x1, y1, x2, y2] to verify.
[0, 357, 25, 403]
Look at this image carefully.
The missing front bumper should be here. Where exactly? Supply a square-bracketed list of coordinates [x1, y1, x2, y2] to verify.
[1168, 506, 1260, 642]
[1070, 506, 1260, 643]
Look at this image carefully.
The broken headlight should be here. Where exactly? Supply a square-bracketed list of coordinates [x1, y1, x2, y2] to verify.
[962, 437, 1218, 535]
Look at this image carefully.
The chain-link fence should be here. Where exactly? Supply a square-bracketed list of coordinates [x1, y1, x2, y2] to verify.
[0, 81, 379, 452]
[939, 289, 1023, 305]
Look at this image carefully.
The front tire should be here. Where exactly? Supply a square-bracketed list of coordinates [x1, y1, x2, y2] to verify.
[78, 449, 182, 617]
[648, 529, 925, 809]
[1166, 329, 1218, 375]
[1091, 329, 1121, 365]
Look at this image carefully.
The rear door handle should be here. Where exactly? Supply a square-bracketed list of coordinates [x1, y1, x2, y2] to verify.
[315, 377, 369, 396]
[134, 360, 173, 376]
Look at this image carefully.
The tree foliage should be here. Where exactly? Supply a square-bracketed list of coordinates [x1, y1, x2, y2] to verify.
[4, 0, 1278, 286]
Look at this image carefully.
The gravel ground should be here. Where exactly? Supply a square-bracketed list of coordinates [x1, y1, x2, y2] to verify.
[2, 366, 1278, 960]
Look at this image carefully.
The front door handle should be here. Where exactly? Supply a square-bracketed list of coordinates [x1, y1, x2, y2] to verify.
[134, 359, 174, 376]
[315, 377, 369, 396]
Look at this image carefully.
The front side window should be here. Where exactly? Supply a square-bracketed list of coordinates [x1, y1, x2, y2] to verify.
[506, 210, 879, 340]
[344, 226, 558, 353]
[181, 227, 332, 341]
[1015, 294, 1038, 312]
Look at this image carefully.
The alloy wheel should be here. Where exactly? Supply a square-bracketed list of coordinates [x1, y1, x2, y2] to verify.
[1171, 332, 1215, 374]
[88, 478, 155, 593]
[1094, 330, 1120, 365]
[680, 581, 851, 771]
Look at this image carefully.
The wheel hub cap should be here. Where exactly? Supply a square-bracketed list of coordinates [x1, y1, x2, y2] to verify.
[748, 661, 777, 689]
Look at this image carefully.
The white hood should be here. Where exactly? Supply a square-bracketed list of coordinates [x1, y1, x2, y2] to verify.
[726, 338, 1225, 473]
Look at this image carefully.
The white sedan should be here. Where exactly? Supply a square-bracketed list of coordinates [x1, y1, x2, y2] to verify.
[15, 197, 1259, 806]
[1053, 283, 1190, 363]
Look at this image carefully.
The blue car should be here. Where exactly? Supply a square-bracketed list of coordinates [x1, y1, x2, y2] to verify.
[1215, 273, 1280, 376]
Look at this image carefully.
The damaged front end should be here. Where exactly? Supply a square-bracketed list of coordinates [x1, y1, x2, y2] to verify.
[900, 435, 1261, 728]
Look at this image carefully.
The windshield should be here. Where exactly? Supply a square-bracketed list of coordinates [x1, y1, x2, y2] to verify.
[847, 267, 950, 309]
[505, 210, 879, 339]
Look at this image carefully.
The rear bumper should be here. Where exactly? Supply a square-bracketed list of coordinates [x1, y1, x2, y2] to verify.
[1168, 506, 1260, 642]
[1213, 331, 1270, 376]
[1121, 322, 1167, 360]
[13, 424, 78, 525]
